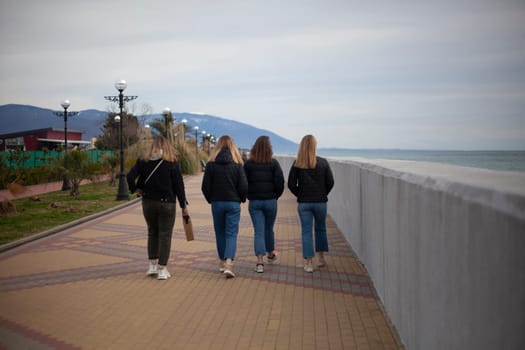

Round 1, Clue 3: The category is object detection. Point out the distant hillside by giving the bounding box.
[0,104,298,153]
[0,104,106,143]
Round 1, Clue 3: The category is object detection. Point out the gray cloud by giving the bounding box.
[1,0,524,149]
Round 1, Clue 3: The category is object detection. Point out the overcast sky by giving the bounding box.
[1,0,524,150]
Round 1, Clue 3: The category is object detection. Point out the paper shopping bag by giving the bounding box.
[183,215,194,241]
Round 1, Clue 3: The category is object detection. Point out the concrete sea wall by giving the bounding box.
[276,155,525,350]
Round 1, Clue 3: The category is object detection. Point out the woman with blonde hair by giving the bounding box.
[202,135,248,278]
[244,136,284,273]
[127,136,189,280]
[288,134,334,273]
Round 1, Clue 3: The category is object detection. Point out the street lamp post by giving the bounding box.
[162,107,177,144]
[54,100,78,191]
[162,107,171,139]
[144,124,150,139]
[104,80,138,201]
[201,130,206,152]
[194,126,199,154]
[181,119,187,143]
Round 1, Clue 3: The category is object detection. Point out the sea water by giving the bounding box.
[315,149,525,173]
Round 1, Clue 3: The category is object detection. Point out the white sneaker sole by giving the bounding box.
[157,272,171,280]
[224,269,235,278]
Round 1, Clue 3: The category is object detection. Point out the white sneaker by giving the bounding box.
[304,265,314,273]
[255,264,264,273]
[157,266,171,280]
[147,262,158,276]
[224,265,235,278]
[219,260,226,272]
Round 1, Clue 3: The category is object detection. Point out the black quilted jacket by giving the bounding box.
[201,150,248,203]
[288,157,334,202]
[127,159,187,208]
[244,158,285,200]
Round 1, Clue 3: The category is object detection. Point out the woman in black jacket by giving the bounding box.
[127,136,189,280]
[201,135,248,278]
[244,136,284,273]
[288,135,334,273]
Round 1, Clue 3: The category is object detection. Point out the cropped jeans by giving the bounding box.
[142,198,176,266]
[248,199,277,257]
[211,201,241,260]
[298,202,329,259]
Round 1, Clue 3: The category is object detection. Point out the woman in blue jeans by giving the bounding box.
[202,135,248,278]
[244,136,284,273]
[288,135,334,273]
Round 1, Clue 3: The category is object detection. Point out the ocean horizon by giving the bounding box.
[309,149,525,173]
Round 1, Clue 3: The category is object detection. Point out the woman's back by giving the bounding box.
[244,159,284,200]
[202,149,248,203]
[289,156,334,202]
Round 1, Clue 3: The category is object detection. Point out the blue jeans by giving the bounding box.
[298,202,329,258]
[248,199,277,256]
[142,198,176,266]
[211,201,241,260]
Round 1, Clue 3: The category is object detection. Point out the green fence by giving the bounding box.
[1,150,115,169]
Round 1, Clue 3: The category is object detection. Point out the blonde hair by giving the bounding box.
[209,135,244,164]
[295,134,317,169]
[143,136,177,162]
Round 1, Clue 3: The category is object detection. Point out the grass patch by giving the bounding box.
[0,182,135,245]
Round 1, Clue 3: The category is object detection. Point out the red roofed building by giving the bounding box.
[0,128,92,151]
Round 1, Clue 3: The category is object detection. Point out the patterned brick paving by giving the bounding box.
[0,174,403,349]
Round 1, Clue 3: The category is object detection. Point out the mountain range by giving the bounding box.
[0,104,298,154]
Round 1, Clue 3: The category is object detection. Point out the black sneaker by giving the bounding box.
[267,251,278,264]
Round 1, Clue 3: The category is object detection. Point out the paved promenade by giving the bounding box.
[0,174,403,350]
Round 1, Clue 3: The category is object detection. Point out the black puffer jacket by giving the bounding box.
[244,159,284,200]
[127,159,187,208]
[201,150,248,203]
[288,157,334,202]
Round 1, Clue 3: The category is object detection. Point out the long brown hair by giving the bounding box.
[209,135,244,164]
[294,134,317,169]
[249,136,273,164]
[143,136,177,162]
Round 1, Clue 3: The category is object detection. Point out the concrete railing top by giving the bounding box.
[326,156,525,196]
[327,156,525,222]
[277,154,525,222]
